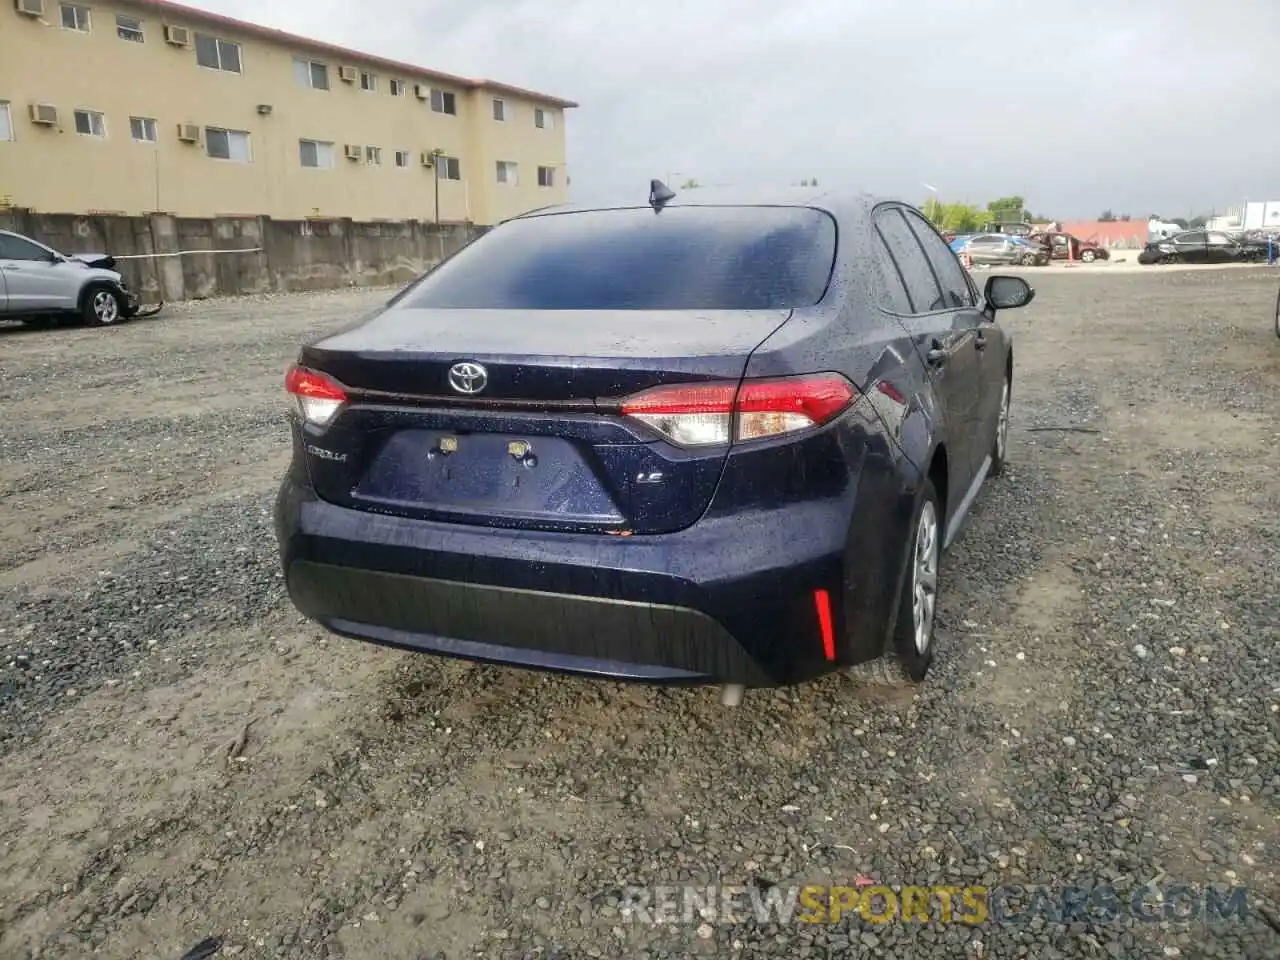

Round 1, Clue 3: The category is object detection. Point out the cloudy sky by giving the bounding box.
[185,0,1279,219]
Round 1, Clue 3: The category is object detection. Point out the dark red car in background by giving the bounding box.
[1030,231,1110,262]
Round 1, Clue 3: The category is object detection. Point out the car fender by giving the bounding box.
[838,369,945,665]
[76,271,128,309]
[840,434,923,665]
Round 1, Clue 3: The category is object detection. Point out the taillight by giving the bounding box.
[285,365,348,426]
[620,373,856,447]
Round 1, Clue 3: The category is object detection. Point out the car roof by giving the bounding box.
[509,186,889,224]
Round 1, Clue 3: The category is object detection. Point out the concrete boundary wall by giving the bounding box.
[0,209,484,301]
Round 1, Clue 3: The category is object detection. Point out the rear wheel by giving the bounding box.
[989,373,1011,477]
[848,479,941,687]
[1080,249,1096,263]
[1020,252,1038,266]
[81,285,123,327]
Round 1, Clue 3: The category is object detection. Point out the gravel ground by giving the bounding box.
[0,270,1277,960]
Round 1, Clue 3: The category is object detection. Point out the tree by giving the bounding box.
[1098,210,1116,222]
[680,178,700,190]
[986,196,1025,223]
[1119,214,1131,222]
[921,198,984,232]
[1187,215,1208,229]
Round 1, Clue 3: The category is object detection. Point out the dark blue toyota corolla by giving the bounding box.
[274,183,1034,700]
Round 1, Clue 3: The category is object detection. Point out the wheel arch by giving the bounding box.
[77,278,121,311]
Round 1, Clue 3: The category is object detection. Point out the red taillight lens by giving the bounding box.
[620,373,856,447]
[285,365,348,426]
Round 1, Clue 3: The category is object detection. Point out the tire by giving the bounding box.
[1020,253,1038,266]
[848,479,941,687]
[81,284,123,327]
[1080,249,1096,263]
[989,370,1011,478]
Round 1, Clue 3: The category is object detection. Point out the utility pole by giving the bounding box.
[427,148,445,225]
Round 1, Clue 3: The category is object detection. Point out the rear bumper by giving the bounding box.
[275,479,853,686]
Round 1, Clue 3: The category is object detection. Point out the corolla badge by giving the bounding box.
[447,361,488,395]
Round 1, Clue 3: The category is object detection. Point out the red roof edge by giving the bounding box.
[122,0,579,108]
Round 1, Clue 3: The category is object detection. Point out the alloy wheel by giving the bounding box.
[912,500,939,655]
[996,380,1010,461]
[93,290,119,324]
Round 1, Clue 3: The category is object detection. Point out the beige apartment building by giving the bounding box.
[0,0,576,225]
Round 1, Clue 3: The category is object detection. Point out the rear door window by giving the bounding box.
[874,208,944,313]
[403,206,838,311]
[904,210,972,308]
[871,235,912,314]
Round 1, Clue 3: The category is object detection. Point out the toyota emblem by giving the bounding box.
[447,361,488,395]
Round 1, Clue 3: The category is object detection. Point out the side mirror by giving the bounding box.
[984,275,1035,311]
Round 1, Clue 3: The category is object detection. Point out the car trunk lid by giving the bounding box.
[296,307,791,535]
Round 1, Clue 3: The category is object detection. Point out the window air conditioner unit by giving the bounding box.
[413,84,429,100]
[344,144,362,161]
[28,103,58,125]
[15,0,45,17]
[164,25,191,46]
[338,66,358,83]
[420,152,437,167]
[176,123,200,142]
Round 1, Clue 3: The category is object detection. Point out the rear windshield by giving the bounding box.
[401,206,837,311]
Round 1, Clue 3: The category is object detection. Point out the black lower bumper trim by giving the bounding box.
[287,560,773,685]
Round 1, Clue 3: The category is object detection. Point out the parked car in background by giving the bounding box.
[0,229,140,327]
[1030,231,1110,262]
[959,233,1049,266]
[1137,229,1270,265]
[274,184,1037,698]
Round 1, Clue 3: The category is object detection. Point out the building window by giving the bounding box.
[394,150,410,168]
[195,33,242,73]
[537,166,555,188]
[496,160,518,185]
[365,146,382,166]
[360,72,377,92]
[430,89,456,115]
[116,14,144,42]
[436,156,461,180]
[206,126,251,162]
[492,98,507,121]
[299,139,334,169]
[534,108,553,130]
[390,79,405,97]
[60,2,91,31]
[129,117,157,142]
[293,58,329,90]
[0,102,12,142]
[73,109,106,137]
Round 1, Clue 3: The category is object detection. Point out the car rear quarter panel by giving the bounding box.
[732,209,929,663]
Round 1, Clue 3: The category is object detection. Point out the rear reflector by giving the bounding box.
[620,373,856,446]
[814,588,835,661]
[285,365,348,426]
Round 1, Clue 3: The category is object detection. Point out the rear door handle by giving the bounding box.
[926,338,947,367]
